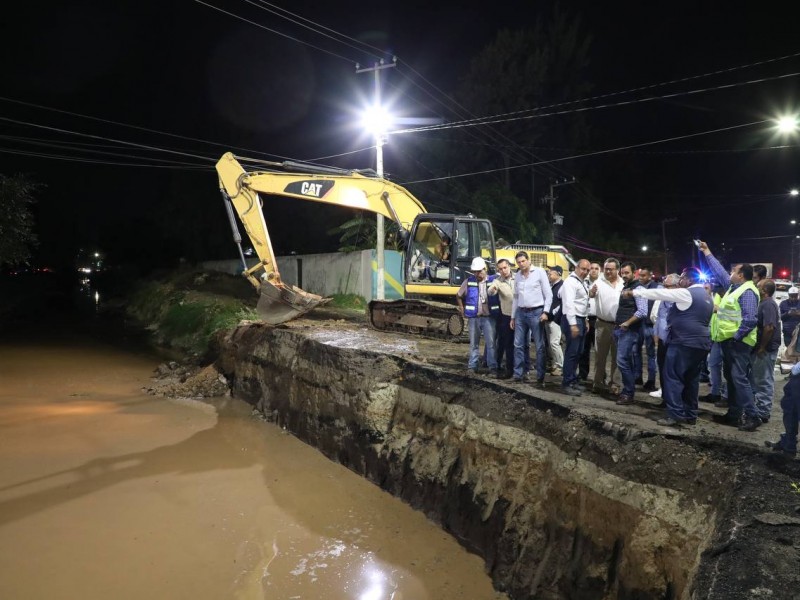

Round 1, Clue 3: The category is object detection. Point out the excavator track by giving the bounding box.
[367,299,466,340]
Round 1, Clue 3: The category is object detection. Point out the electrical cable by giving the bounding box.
[401,120,769,184]
[191,0,357,64]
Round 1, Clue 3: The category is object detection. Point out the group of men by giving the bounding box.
[455,244,800,456]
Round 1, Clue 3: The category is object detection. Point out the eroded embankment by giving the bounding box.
[215,323,799,600]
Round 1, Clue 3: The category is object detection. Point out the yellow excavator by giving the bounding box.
[216,152,574,337]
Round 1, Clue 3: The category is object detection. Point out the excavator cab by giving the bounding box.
[404,214,495,295]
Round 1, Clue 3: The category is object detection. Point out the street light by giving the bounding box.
[641,245,648,252]
[777,115,799,133]
[791,189,799,197]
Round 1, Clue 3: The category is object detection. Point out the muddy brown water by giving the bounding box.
[0,334,501,599]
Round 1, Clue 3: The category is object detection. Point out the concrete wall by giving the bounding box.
[201,250,404,301]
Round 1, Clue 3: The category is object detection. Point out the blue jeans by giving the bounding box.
[514,308,546,380]
[663,344,707,421]
[468,315,497,371]
[708,342,727,398]
[634,323,657,383]
[720,339,758,419]
[749,349,778,419]
[614,327,640,397]
[778,375,800,452]
[561,319,585,387]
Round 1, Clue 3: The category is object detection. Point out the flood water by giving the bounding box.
[0,297,500,599]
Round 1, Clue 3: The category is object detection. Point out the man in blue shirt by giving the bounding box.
[779,287,800,347]
[510,251,552,387]
[699,241,761,431]
[750,279,781,423]
[765,361,800,457]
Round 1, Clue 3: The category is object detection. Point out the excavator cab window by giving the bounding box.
[452,219,495,284]
[406,219,454,284]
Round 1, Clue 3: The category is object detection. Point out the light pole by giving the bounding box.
[357,59,396,301]
[661,217,677,276]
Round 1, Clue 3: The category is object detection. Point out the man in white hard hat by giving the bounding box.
[780,286,800,347]
[456,256,500,376]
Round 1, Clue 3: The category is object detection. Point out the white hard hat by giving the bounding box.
[470,256,487,271]
[789,287,799,295]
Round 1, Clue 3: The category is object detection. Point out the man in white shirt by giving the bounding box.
[560,259,591,395]
[579,262,601,381]
[588,258,624,394]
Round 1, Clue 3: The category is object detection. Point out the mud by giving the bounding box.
[213,315,800,600]
[0,330,502,600]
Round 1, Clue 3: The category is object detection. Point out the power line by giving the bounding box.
[249,0,388,61]
[395,50,800,132]
[402,120,769,184]
[393,72,800,134]
[0,147,211,170]
[0,116,217,162]
[191,0,357,64]
[0,95,290,160]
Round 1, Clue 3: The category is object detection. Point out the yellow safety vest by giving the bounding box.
[711,282,758,345]
[709,292,721,335]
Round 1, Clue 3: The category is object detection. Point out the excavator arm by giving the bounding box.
[216,152,428,324]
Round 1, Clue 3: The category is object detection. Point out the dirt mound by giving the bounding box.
[145,362,231,399]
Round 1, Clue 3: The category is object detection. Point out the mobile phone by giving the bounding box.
[693,239,702,248]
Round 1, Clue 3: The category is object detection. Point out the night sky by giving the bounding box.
[2,0,799,275]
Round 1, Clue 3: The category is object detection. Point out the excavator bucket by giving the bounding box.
[256,280,330,325]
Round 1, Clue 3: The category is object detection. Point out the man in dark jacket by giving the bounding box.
[546,266,564,376]
[614,262,649,405]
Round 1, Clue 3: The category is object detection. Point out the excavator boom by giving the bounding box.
[216,152,433,327]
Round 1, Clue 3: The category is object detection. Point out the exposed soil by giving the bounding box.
[134,277,800,600]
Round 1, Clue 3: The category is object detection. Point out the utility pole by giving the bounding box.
[543,177,576,244]
[356,58,396,300]
[661,217,677,276]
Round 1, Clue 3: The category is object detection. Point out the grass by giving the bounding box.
[328,293,367,310]
[127,276,259,357]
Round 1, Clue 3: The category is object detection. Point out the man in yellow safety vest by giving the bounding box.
[699,241,761,431]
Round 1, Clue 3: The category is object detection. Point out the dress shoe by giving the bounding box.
[700,393,721,404]
[615,395,634,406]
[712,413,739,427]
[764,441,798,456]
[713,398,729,408]
[642,381,656,392]
[738,415,761,432]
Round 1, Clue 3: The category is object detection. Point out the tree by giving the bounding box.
[327,214,403,252]
[0,174,40,266]
[402,5,595,245]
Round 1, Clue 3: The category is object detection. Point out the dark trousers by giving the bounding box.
[579,316,596,380]
[657,339,667,391]
[663,344,707,421]
[495,313,514,375]
[562,319,586,388]
[779,375,800,452]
